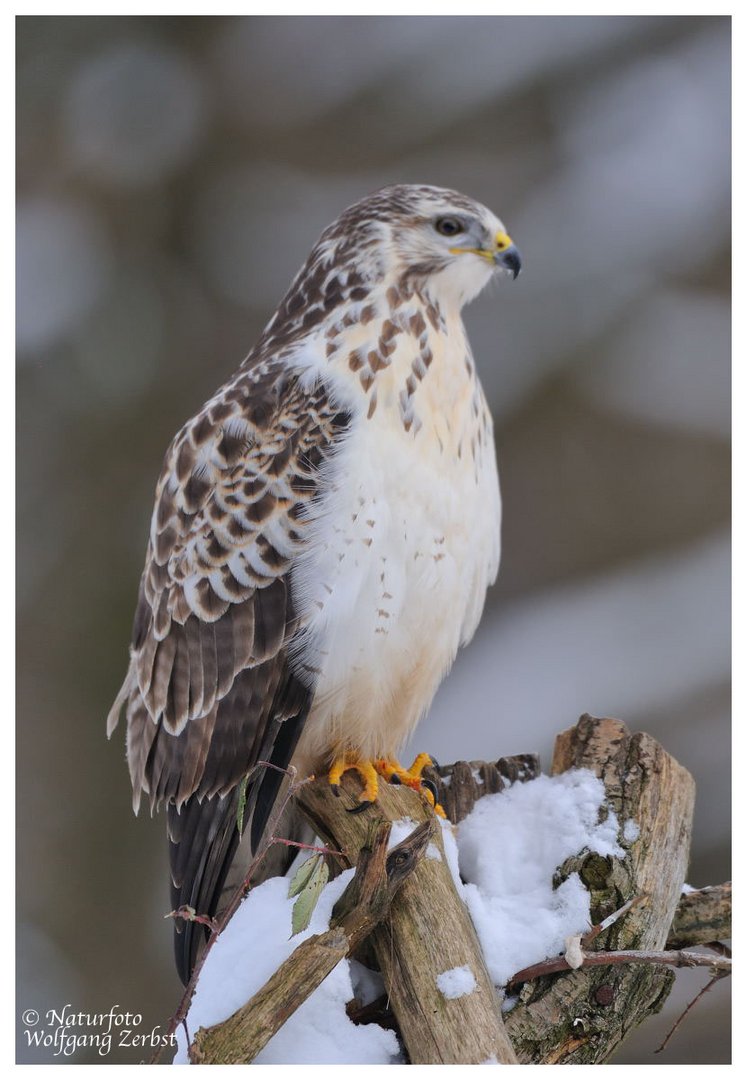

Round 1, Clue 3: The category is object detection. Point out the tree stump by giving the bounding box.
[504,715,697,1063]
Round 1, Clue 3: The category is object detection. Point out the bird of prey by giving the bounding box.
[108,184,520,984]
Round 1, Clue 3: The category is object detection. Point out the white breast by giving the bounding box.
[289,315,501,767]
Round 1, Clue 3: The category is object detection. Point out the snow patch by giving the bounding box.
[439,817,466,897]
[425,842,442,862]
[388,816,418,849]
[457,769,622,986]
[623,818,640,843]
[436,965,477,1000]
[349,959,385,1008]
[172,869,399,1064]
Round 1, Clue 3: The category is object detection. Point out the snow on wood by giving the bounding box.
[437,965,478,1000]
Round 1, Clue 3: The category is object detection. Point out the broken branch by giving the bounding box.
[189,818,430,1063]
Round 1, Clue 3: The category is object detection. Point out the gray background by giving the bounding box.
[17,15,730,1064]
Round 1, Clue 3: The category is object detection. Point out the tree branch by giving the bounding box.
[189,817,431,1063]
[297,769,520,1064]
[507,946,731,988]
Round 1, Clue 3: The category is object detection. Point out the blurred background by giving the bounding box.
[16,15,730,1065]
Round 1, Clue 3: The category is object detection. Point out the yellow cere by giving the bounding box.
[449,231,514,260]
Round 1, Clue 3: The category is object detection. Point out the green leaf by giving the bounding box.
[290,857,329,936]
[287,854,321,898]
[236,777,249,836]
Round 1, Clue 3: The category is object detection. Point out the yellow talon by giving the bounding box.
[414,775,447,817]
[328,756,379,803]
[372,757,405,783]
[328,756,349,788]
[375,754,446,817]
[328,752,445,816]
[374,753,433,790]
[407,752,433,779]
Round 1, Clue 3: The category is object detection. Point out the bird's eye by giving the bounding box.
[435,217,464,237]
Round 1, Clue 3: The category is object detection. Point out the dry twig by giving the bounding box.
[507,946,731,990]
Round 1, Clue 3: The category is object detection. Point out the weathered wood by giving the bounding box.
[504,714,697,1064]
[177,721,716,1066]
[667,882,731,949]
[190,818,431,1063]
[297,771,519,1064]
[190,929,349,1064]
[422,753,540,824]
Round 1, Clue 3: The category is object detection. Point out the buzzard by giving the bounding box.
[108,184,521,983]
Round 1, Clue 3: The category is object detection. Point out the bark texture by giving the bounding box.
[504,715,697,1063]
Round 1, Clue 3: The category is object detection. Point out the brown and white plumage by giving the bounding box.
[108,184,520,983]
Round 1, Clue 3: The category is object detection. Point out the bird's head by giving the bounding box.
[324,184,521,310]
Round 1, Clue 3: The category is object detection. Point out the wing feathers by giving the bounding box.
[118,358,350,798]
[214,605,236,700]
[147,634,178,725]
[199,621,219,719]
[165,630,191,732]
[231,597,255,670]
[184,616,205,719]
[125,695,159,813]
[167,790,242,985]
[253,577,287,661]
[111,359,351,982]
[136,617,159,699]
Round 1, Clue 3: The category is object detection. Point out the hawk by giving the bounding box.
[108,184,521,983]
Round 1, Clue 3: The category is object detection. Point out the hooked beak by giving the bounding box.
[450,229,522,279]
[491,231,522,279]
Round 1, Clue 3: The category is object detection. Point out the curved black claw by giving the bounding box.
[428,755,440,770]
[389,773,402,785]
[346,800,375,815]
[421,778,439,801]
[331,784,341,798]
